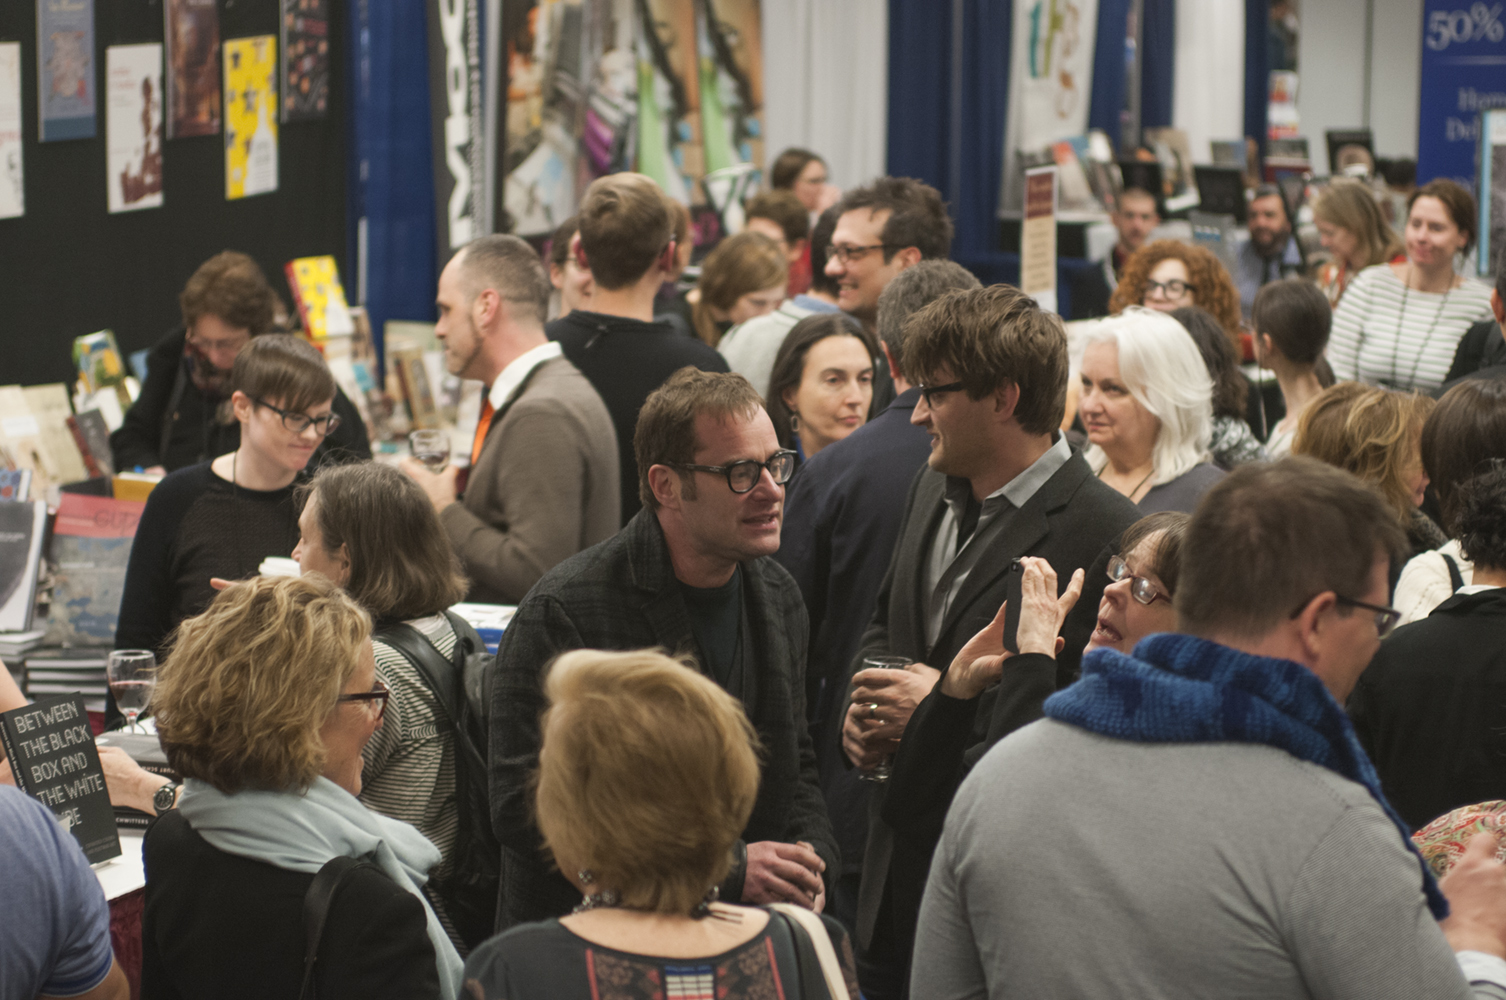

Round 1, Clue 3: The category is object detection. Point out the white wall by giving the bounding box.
[1173,0,1247,162]
[1296,0,1422,161]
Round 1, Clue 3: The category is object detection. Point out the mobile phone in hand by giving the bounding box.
[1003,559,1023,654]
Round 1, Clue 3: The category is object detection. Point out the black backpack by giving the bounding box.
[375,611,498,951]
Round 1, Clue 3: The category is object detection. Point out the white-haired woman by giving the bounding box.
[1078,307,1225,513]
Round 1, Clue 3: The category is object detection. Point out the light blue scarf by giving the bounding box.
[178,775,464,999]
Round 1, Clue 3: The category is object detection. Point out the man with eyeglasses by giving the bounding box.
[846,284,1140,999]
[110,251,370,475]
[912,456,1506,1000]
[490,368,838,931]
[401,234,620,604]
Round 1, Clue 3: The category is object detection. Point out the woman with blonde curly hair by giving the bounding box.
[1292,381,1442,558]
[1311,179,1405,307]
[689,231,789,346]
[1109,240,1243,339]
[463,649,858,999]
[141,575,462,1000]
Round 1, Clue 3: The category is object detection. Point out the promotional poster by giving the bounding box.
[165,0,221,138]
[37,0,97,141]
[106,43,164,214]
[223,35,279,199]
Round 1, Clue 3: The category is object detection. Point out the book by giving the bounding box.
[43,493,145,647]
[284,255,354,345]
[165,0,221,139]
[105,43,164,214]
[22,383,90,486]
[280,0,330,122]
[0,695,120,863]
[391,347,440,429]
[73,331,129,393]
[111,472,162,502]
[96,730,176,829]
[66,410,114,479]
[0,41,22,220]
[0,629,45,657]
[223,35,278,200]
[37,0,97,142]
[0,469,31,502]
[0,500,47,632]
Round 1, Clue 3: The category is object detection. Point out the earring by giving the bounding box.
[578,869,595,885]
[692,884,720,919]
[789,413,801,433]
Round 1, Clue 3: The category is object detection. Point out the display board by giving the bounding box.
[0,1,346,389]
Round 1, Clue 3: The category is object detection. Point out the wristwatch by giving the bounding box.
[152,780,181,815]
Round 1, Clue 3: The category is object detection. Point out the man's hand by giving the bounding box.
[400,457,460,514]
[742,840,826,909]
[842,663,941,770]
[940,558,1082,700]
[1442,832,1506,958]
[97,745,174,815]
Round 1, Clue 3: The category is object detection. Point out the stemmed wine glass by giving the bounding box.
[409,430,451,472]
[107,649,157,734]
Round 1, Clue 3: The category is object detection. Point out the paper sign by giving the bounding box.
[1021,166,1058,313]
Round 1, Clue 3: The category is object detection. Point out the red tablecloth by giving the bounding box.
[109,887,144,999]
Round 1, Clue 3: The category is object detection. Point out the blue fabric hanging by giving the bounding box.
[346,0,440,363]
[1140,0,1175,131]
[1088,0,1130,141]
[1244,0,1270,161]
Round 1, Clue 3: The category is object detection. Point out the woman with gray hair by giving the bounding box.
[1077,307,1224,512]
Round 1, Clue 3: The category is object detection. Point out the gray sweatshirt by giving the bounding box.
[912,718,1506,1000]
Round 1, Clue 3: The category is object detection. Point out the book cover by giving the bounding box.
[73,331,127,392]
[0,500,47,637]
[392,348,439,429]
[37,0,97,142]
[22,384,90,486]
[65,410,114,479]
[106,44,164,214]
[223,35,278,200]
[0,41,23,220]
[284,255,353,344]
[43,493,144,647]
[0,469,32,502]
[0,386,56,498]
[165,0,220,139]
[281,0,330,123]
[0,695,121,863]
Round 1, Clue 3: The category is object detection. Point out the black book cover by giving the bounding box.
[0,695,121,863]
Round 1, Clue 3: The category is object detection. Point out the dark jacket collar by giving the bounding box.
[1432,587,1506,617]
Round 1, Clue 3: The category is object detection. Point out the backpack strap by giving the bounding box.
[375,621,488,779]
[1443,552,1466,593]
[768,904,847,1000]
[299,856,369,1000]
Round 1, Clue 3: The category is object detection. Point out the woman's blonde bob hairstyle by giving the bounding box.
[1311,179,1404,270]
[154,575,372,793]
[691,231,788,346]
[1292,381,1435,521]
[1079,307,1213,486]
[534,649,761,915]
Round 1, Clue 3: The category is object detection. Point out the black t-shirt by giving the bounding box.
[547,310,728,525]
[681,566,744,699]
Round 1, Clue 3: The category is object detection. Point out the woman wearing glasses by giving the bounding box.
[116,335,344,662]
[142,575,462,999]
[1108,240,1243,341]
[1084,512,1188,654]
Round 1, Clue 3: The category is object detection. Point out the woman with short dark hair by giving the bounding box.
[1251,279,1333,457]
[1170,306,1265,468]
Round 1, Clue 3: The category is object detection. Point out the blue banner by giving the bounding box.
[1417,0,1506,186]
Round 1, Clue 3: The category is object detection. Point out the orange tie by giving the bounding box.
[470,397,495,467]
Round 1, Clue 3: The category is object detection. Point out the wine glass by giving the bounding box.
[409,430,451,472]
[107,649,157,735]
[855,655,910,783]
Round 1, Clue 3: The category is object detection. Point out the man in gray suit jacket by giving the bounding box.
[489,368,838,929]
[845,285,1141,998]
[402,234,620,603]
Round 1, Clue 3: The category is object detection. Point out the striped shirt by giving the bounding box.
[1327,264,1494,392]
[360,613,459,875]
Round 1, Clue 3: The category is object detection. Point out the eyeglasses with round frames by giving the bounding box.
[1144,278,1196,298]
[673,450,798,494]
[337,678,390,721]
[1106,554,1169,606]
[251,397,343,437]
[827,243,901,264]
[915,381,966,406]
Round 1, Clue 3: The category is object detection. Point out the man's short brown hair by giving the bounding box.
[179,250,278,335]
[902,284,1068,436]
[745,190,810,243]
[457,234,552,327]
[578,173,675,290]
[634,367,764,510]
[1175,457,1407,642]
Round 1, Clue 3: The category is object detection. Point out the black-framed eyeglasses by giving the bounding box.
[1107,554,1169,606]
[1289,593,1402,638]
[673,450,798,494]
[827,243,900,264]
[916,381,966,406]
[1144,278,1196,298]
[252,397,342,437]
[337,679,390,721]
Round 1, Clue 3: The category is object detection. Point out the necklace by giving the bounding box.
[1099,461,1155,502]
[1387,264,1453,389]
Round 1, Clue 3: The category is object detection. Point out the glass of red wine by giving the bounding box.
[409,430,451,473]
[107,649,157,734]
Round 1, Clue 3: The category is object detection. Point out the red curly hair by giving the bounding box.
[1109,240,1242,337]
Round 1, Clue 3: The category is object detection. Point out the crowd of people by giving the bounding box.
[8,145,1506,1000]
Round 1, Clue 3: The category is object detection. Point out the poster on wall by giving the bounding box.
[429,0,488,256]
[37,0,97,142]
[696,0,763,235]
[637,0,702,208]
[223,36,279,200]
[281,0,331,122]
[0,42,23,220]
[1416,0,1506,187]
[1481,109,1506,280]
[106,44,164,214]
[997,0,1099,213]
[165,0,220,139]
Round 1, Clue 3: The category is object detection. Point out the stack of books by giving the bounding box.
[23,648,109,712]
[95,729,176,830]
[0,629,46,659]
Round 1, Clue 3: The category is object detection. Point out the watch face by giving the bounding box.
[154,782,178,812]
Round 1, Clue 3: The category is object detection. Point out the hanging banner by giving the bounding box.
[223,35,278,200]
[164,0,221,139]
[37,0,97,142]
[281,0,331,122]
[429,0,488,256]
[637,0,702,207]
[998,0,1099,213]
[105,44,164,214]
[1417,0,1506,186]
[0,42,22,220]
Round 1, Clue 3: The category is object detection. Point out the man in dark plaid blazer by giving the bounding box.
[489,367,839,929]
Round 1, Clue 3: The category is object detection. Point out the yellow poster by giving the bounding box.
[223,35,277,200]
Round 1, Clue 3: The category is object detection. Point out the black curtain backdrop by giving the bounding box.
[0,0,345,388]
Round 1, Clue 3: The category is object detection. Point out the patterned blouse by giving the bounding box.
[462,914,859,1000]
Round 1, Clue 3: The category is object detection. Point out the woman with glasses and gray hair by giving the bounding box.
[141,575,463,1000]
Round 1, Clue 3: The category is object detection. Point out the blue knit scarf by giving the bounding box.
[1043,631,1448,920]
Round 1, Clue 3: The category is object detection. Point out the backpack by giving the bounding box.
[375,611,498,951]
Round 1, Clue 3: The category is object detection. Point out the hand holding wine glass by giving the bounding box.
[107,649,157,734]
[409,430,451,473]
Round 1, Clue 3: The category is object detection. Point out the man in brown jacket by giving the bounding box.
[402,234,620,603]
